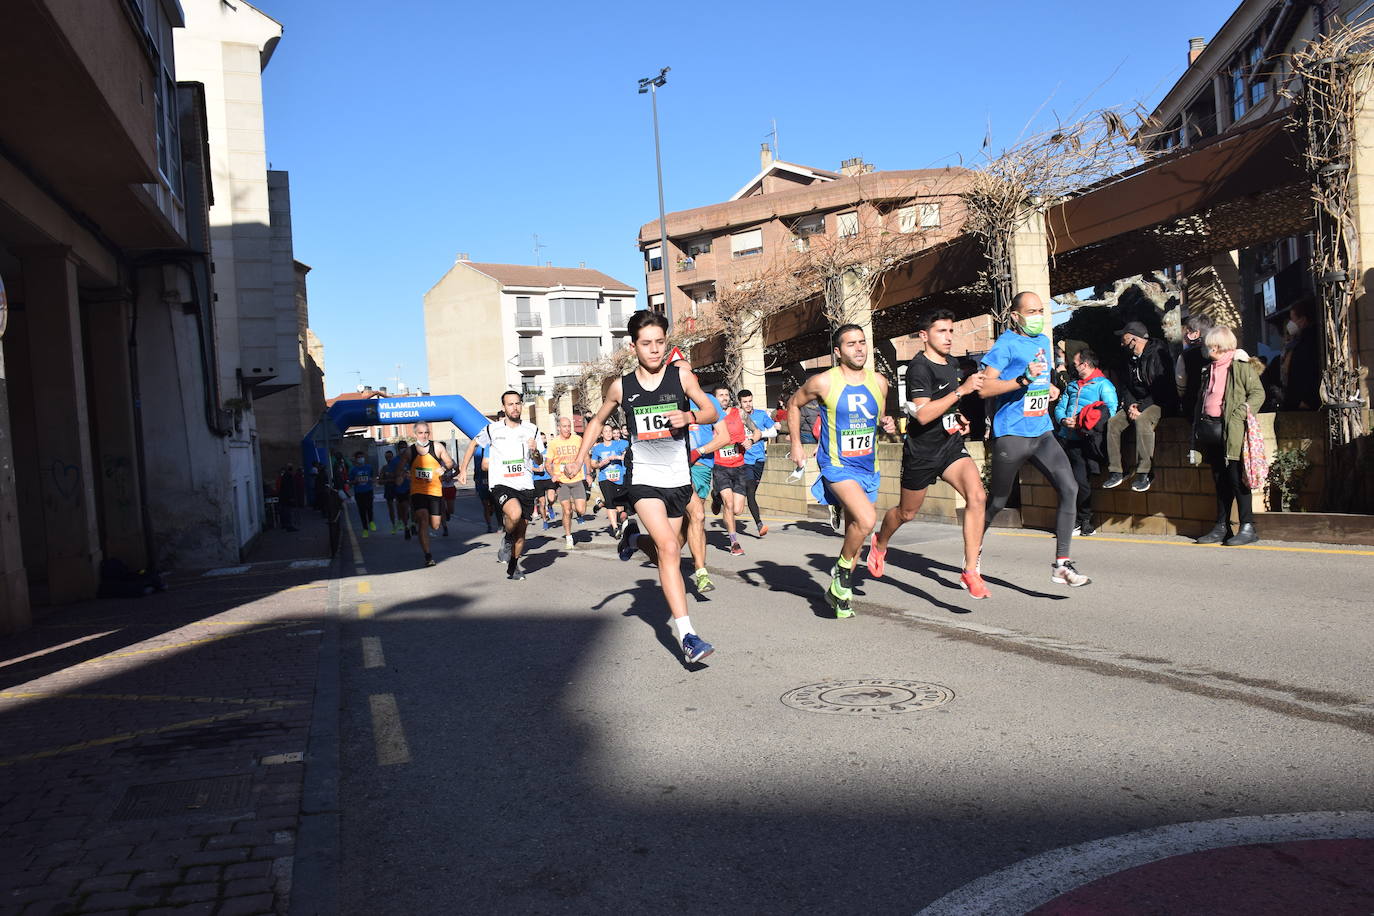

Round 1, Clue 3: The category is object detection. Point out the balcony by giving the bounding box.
[609,309,632,335]
[515,353,545,374]
[515,312,542,333]
[675,257,697,273]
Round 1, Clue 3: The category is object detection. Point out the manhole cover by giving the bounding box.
[781,679,954,715]
[111,774,252,820]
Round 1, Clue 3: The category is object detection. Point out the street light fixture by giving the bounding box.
[638,66,673,325]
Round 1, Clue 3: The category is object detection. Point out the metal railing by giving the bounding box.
[514,312,542,327]
[515,353,544,367]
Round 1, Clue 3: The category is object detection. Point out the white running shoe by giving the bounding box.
[1051,560,1091,587]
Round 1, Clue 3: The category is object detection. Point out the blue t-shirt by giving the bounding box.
[349,463,375,493]
[689,393,724,466]
[472,445,489,486]
[589,440,629,483]
[744,408,775,464]
[383,458,399,488]
[981,329,1054,438]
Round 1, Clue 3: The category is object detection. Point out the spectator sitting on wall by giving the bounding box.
[1280,302,1321,410]
[1054,349,1118,537]
[1174,313,1214,419]
[1102,320,1181,493]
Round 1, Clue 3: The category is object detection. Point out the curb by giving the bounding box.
[288,525,349,914]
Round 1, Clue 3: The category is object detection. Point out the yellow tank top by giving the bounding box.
[409,443,443,496]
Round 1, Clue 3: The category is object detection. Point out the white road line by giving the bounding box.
[915,810,1374,916]
[368,693,411,766]
[203,565,251,577]
[361,637,385,669]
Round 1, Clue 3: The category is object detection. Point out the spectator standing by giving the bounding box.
[1054,349,1118,536]
[1174,314,1214,419]
[1280,303,1321,410]
[1191,326,1265,547]
[1103,320,1180,493]
[277,464,299,532]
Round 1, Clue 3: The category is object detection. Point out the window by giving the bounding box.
[139,0,182,198]
[731,228,763,258]
[516,295,530,310]
[551,337,601,365]
[793,214,825,236]
[649,293,664,313]
[646,246,662,272]
[898,206,918,233]
[686,238,712,257]
[690,284,716,306]
[837,211,859,238]
[919,203,941,229]
[549,298,597,327]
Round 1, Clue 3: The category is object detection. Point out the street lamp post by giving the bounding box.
[638,67,672,326]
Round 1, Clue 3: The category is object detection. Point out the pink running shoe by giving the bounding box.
[959,570,991,599]
[866,533,887,578]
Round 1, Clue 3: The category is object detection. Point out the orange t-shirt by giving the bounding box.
[547,434,584,484]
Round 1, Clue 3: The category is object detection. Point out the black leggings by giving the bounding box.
[1062,439,1095,527]
[354,491,374,527]
[745,463,764,526]
[1204,446,1253,527]
[984,432,1079,559]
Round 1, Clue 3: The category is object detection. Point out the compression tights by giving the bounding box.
[983,431,1079,559]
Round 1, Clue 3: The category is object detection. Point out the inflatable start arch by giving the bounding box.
[301,394,489,470]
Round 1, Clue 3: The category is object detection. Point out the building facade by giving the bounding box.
[424,261,638,429]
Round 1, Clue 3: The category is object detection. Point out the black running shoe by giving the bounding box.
[424,553,436,568]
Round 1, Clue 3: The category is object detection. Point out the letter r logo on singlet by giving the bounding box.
[846,393,875,419]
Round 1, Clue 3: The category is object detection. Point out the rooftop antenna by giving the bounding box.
[532,233,547,266]
[390,363,403,395]
[350,369,362,392]
[770,118,779,159]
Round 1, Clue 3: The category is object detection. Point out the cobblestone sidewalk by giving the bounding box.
[0,519,340,916]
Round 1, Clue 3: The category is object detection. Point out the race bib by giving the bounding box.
[502,459,525,479]
[634,402,676,440]
[941,413,961,434]
[606,464,622,482]
[717,442,741,459]
[1023,385,1050,418]
[415,469,433,481]
[840,426,875,458]
[355,474,372,486]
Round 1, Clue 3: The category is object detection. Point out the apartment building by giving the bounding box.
[424,260,638,433]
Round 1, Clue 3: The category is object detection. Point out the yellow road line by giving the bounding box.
[369,693,411,766]
[0,707,259,767]
[992,530,1374,556]
[361,637,385,669]
[357,581,371,594]
[357,602,375,619]
[0,690,302,707]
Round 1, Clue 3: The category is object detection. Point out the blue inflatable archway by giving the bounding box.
[301,394,489,471]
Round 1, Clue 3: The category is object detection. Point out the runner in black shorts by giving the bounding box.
[460,391,542,580]
[865,308,992,597]
[567,311,720,664]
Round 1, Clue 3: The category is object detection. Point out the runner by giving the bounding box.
[787,324,896,618]
[459,391,542,580]
[865,309,991,597]
[395,458,413,539]
[684,393,726,593]
[531,431,557,528]
[348,450,378,538]
[471,440,495,533]
[440,465,457,537]
[381,449,400,533]
[588,425,628,537]
[545,416,588,550]
[567,311,720,663]
[738,389,777,537]
[395,422,456,568]
[978,291,1091,587]
[709,386,752,555]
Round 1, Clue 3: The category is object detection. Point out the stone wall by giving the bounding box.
[753,412,1329,540]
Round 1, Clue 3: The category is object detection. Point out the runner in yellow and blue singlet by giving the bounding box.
[811,366,885,507]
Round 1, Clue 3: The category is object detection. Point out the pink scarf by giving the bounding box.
[1203,351,1234,417]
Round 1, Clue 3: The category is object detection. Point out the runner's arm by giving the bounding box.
[457,438,478,486]
[569,380,621,471]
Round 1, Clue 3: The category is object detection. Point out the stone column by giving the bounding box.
[1009,209,1052,324]
[839,269,875,363]
[737,311,767,393]
[0,342,31,634]
[85,297,147,571]
[21,248,101,603]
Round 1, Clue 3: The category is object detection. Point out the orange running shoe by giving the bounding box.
[959,570,991,599]
[866,533,887,578]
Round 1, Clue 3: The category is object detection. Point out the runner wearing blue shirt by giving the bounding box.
[348,451,377,537]
[737,389,777,537]
[979,291,1091,587]
[471,442,495,533]
[589,426,629,536]
[682,390,725,593]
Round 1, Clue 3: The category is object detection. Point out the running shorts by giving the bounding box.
[409,493,443,516]
[814,466,880,506]
[748,461,766,484]
[689,464,712,500]
[598,481,625,507]
[384,483,398,500]
[620,483,693,520]
[712,463,749,495]
[900,439,971,493]
[555,481,587,503]
[491,485,536,520]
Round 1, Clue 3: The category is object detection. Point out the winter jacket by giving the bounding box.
[1192,353,1265,462]
[1054,374,1120,442]
[1121,338,1181,416]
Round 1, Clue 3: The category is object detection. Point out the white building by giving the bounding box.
[424,260,638,429]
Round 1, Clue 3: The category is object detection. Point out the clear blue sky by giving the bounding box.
[255,0,1237,396]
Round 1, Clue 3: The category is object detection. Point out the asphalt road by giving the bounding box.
[330,492,1374,915]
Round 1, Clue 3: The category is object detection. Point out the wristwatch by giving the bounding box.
[1016,375,1031,388]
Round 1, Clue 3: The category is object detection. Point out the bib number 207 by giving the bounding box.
[1023,388,1049,417]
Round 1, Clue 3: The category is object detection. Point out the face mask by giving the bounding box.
[1286,320,1299,336]
[1019,314,1045,336]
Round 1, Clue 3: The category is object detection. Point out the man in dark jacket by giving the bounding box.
[1103,321,1181,493]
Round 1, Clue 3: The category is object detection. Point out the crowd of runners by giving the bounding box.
[335,298,1098,665]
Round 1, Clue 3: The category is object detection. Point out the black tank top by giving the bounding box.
[621,366,690,487]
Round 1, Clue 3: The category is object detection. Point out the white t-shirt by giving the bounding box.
[475,420,539,491]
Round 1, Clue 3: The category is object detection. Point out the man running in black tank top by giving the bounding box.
[567,311,720,664]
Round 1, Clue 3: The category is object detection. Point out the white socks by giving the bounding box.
[672,616,695,644]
